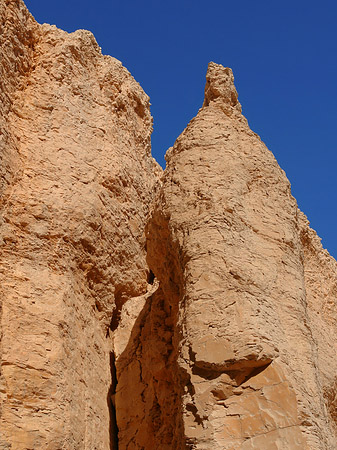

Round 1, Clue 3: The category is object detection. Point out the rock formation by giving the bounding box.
[0,1,336,449]
[145,64,337,449]
[0,1,160,448]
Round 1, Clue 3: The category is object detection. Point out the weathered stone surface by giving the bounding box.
[0,1,160,448]
[146,63,337,449]
[1,2,337,449]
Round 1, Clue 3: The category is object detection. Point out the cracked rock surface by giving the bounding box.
[0,1,160,448]
[1,2,337,449]
[146,63,337,449]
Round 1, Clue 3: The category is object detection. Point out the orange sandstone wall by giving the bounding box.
[0,1,160,448]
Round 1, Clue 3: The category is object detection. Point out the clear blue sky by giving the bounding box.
[24,0,337,258]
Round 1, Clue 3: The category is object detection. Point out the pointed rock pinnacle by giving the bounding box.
[203,62,242,114]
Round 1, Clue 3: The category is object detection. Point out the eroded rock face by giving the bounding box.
[1,2,337,450]
[0,1,160,448]
[146,63,337,449]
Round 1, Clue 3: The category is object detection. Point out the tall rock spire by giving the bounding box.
[144,63,337,449]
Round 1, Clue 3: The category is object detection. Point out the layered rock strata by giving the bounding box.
[1,1,337,449]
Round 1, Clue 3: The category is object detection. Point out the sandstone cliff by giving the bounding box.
[0,1,336,449]
[0,1,160,448]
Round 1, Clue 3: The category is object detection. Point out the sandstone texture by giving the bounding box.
[145,63,337,449]
[0,1,160,448]
[1,1,337,449]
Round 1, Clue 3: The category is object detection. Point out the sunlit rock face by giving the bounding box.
[1,2,337,449]
[0,1,160,448]
[146,62,337,449]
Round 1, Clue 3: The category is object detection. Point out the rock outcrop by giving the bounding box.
[0,1,160,448]
[145,63,337,449]
[0,2,336,449]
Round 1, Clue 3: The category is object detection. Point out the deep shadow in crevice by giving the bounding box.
[185,403,204,426]
[191,364,223,381]
[147,269,155,285]
[107,352,119,450]
[239,361,272,385]
[191,359,272,385]
[107,306,122,335]
[106,287,127,336]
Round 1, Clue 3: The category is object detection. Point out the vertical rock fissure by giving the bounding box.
[107,352,119,450]
[111,281,187,448]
